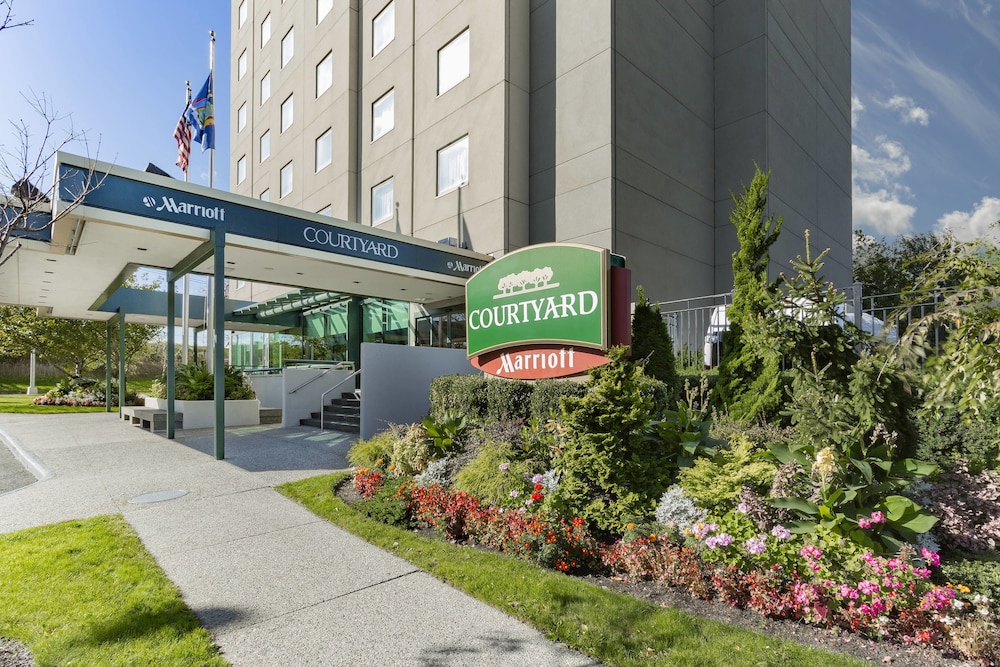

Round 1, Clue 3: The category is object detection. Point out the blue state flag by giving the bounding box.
[187,73,215,151]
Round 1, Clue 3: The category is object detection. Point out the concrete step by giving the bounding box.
[299,417,359,433]
[259,407,282,425]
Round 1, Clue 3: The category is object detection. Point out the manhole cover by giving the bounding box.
[128,489,189,503]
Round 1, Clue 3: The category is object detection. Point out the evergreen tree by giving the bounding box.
[712,165,784,422]
[630,285,678,404]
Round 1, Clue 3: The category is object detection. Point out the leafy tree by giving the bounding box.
[0,305,159,377]
[630,285,678,404]
[712,165,784,423]
[852,229,953,309]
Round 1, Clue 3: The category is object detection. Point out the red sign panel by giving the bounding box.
[471,344,610,379]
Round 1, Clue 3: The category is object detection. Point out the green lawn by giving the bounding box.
[278,472,866,667]
[0,394,109,414]
[0,515,228,666]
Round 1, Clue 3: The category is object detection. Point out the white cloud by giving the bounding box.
[883,95,930,126]
[935,196,1000,242]
[852,138,916,236]
[851,95,865,128]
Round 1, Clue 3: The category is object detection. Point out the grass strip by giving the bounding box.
[278,472,865,667]
[0,515,228,667]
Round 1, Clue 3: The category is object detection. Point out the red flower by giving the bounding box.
[534,483,544,491]
[531,492,543,502]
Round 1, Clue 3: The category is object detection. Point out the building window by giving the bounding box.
[237,102,247,131]
[280,161,293,197]
[372,2,394,56]
[261,13,272,47]
[260,189,270,202]
[372,178,394,224]
[237,155,247,184]
[260,130,271,161]
[316,51,333,97]
[315,129,333,171]
[261,71,271,103]
[238,49,247,80]
[317,0,332,23]
[437,135,468,195]
[280,94,294,132]
[281,27,294,67]
[438,29,470,95]
[238,0,247,28]
[372,89,394,141]
[318,204,332,216]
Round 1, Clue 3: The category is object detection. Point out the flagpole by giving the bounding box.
[181,80,192,364]
[205,30,217,372]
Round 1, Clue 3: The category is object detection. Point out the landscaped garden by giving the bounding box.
[281,171,1000,666]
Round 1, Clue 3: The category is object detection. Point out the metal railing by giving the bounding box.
[287,361,354,394]
[320,369,361,433]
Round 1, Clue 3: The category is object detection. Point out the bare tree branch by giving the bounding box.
[0,92,107,268]
[0,0,32,32]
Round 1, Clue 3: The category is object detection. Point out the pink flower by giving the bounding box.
[705,533,733,548]
[920,547,941,567]
[498,462,510,472]
[770,525,791,541]
[857,517,871,529]
[744,536,767,555]
[799,544,823,560]
[857,580,881,595]
[870,511,886,524]
[838,584,860,600]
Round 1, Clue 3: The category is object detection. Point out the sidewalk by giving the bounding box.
[0,413,596,666]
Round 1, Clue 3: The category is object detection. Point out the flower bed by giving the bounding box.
[351,468,998,665]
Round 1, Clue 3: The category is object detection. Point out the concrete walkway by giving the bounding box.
[0,413,597,666]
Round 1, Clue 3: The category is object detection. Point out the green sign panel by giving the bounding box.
[465,243,608,358]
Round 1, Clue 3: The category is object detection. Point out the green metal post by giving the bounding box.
[118,309,126,414]
[213,229,225,460]
[166,275,176,439]
[105,320,112,412]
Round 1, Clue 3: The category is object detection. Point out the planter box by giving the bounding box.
[144,397,261,429]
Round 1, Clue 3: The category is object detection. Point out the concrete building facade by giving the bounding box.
[230,0,851,315]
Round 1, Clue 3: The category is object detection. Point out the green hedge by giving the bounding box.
[430,375,586,424]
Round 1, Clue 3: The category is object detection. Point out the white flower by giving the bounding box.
[952,599,966,610]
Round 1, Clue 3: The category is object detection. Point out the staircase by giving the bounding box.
[300,392,360,434]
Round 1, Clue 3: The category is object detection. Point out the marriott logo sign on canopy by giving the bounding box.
[466,244,611,378]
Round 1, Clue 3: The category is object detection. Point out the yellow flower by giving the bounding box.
[626,523,635,531]
[814,447,836,479]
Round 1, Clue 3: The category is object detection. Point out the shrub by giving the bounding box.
[637,375,673,419]
[353,476,414,528]
[452,441,537,509]
[938,556,1000,603]
[149,364,255,400]
[913,409,1000,474]
[528,379,585,420]
[654,486,706,534]
[428,375,487,423]
[484,378,533,423]
[347,430,397,469]
[472,511,601,573]
[909,463,1000,553]
[552,347,666,534]
[391,423,435,475]
[676,436,777,512]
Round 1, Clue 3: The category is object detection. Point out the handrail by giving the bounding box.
[320,369,361,433]
[287,361,354,394]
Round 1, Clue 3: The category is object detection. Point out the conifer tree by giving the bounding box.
[631,285,678,404]
[712,165,784,422]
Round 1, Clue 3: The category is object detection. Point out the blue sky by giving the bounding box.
[2,1,998,245]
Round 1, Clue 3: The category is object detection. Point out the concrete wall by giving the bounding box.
[360,342,477,439]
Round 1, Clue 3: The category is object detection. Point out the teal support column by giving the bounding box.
[166,274,176,439]
[348,296,363,386]
[212,229,225,460]
[118,310,126,414]
[105,321,112,412]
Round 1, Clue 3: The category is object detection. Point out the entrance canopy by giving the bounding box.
[0,152,491,326]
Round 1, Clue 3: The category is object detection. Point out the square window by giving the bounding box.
[372,89,394,141]
[317,0,332,23]
[315,128,332,171]
[261,71,271,103]
[437,136,468,195]
[280,161,293,197]
[261,13,272,47]
[316,51,333,97]
[237,155,247,184]
[280,94,294,132]
[438,29,470,95]
[238,49,247,80]
[372,178,394,224]
[237,102,247,131]
[372,2,394,56]
[260,189,270,202]
[281,28,294,67]
[260,130,271,161]
[238,0,247,28]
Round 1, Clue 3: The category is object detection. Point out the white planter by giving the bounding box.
[144,397,261,429]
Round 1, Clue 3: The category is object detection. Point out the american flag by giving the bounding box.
[173,106,192,173]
